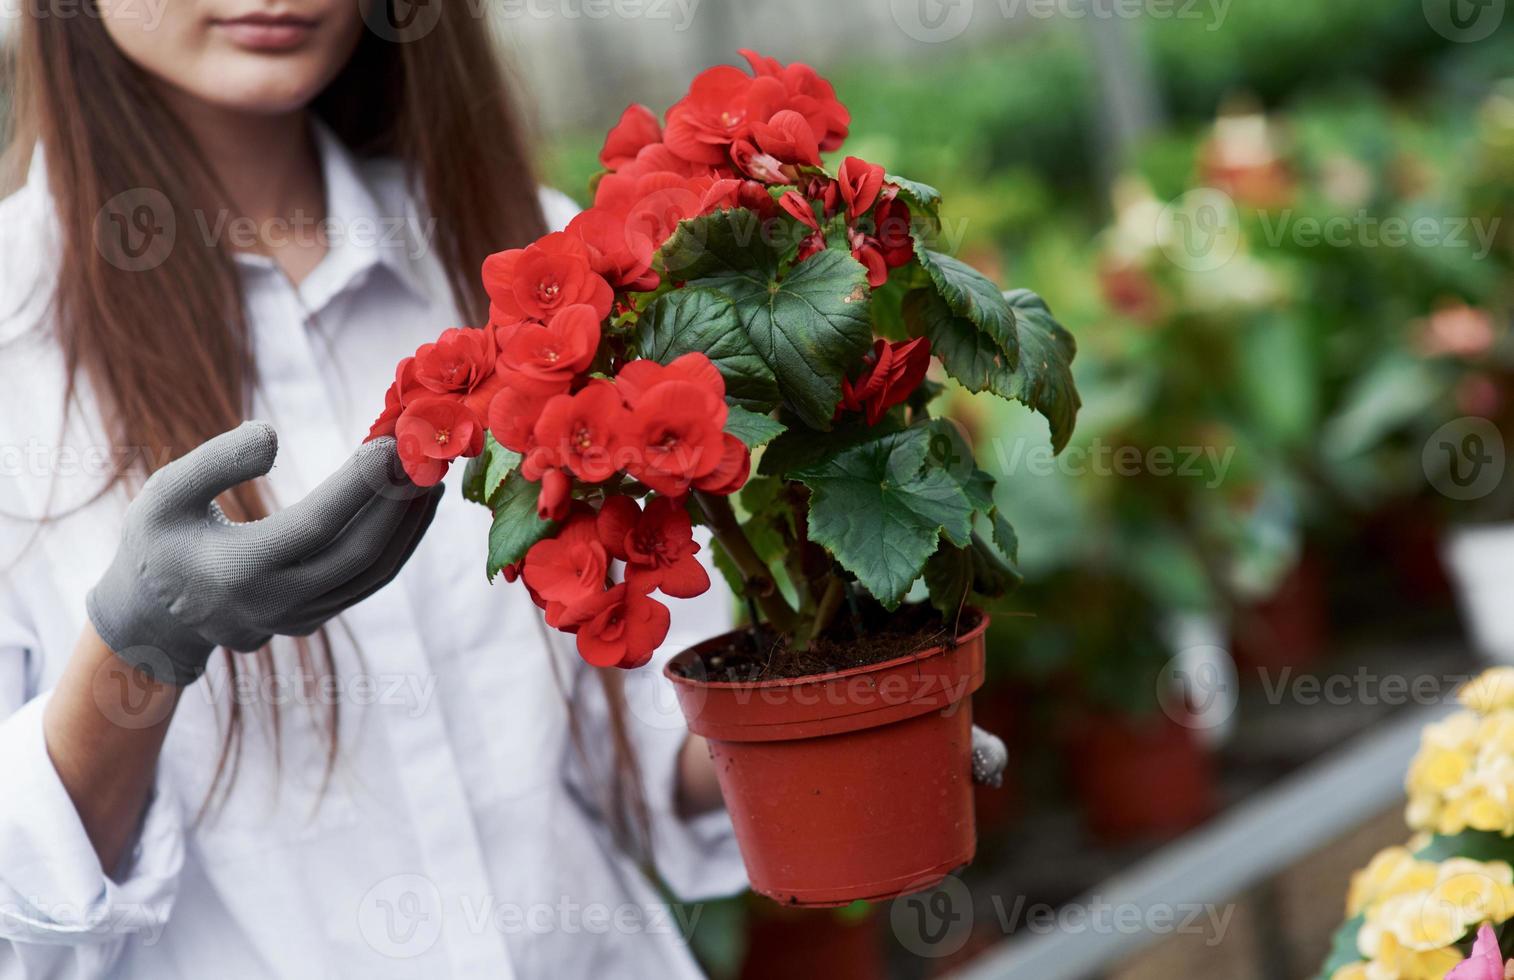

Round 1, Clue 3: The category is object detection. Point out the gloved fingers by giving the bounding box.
[149,421,279,516]
[280,478,429,596]
[296,485,443,624]
[256,438,418,563]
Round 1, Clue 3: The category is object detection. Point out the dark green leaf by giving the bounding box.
[461,434,521,507]
[990,508,1020,566]
[759,414,905,478]
[666,211,874,430]
[1001,289,1080,452]
[1414,830,1514,864]
[971,530,1023,597]
[636,286,781,410]
[724,405,787,449]
[923,544,973,617]
[905,287,1080,453]
[791,426,974,609]
[917,247,1018,364]
[486,471,557,582]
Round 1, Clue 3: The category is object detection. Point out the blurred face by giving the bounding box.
[98,0,369,116]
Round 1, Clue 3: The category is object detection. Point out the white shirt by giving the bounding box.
[0,125,745,980]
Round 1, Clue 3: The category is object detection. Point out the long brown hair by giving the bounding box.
[5,6,647,843]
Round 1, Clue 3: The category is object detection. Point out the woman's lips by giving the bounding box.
[211,14,319,52]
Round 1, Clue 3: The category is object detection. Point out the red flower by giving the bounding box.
[498,304,601,387]
[778,190,820,230]
[614,352,726,407]
[849,230,890,288]
[838,157,885,219]
[535,468,572,522]
[567,208,659,293]
[609,142,708,182]
[413,326,497,397]
[599,104,662,170]
[523,511,607,621]
[693,433,751,496]
[700,177,778,219]
[839,338,931,425]
[366,357,425,440]
[597,495,711,598]
[394,396,485,487]
[873,194,915,268]
[739,50,850,153]
[572,583,670,669]
[528,380,629,483]
[663,64,769,165]
[729,139,793,185]
[482,232,614,325]
[619,380,727,497]
[486,374,567,455]
[753,109,821,168]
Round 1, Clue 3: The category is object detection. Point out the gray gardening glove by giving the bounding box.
[971,725,1008,788]
[87,421,443,686]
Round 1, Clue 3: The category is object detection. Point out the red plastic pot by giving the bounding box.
[1064,709,1215,843]
[665,611,989,907]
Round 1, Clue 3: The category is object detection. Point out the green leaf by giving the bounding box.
[463,435,523,508]
[791,426,974,609]
[971,529,1022,597]
[924,418,995,517]
[923,544,973,617]
[724,405,787,449]
[990,508,1020,566]
[1000,289,1080,452]
[1315,914,1365,980]
[905,286,1080,453]
[1414,830,1514,864]
[486,471,557,582]
[759,414,905,478]
[917,247,1018,364]
[636,286,781,411]
[887,174,943,229]
[665,211,875,430]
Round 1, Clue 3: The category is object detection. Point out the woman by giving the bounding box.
[0,4,742,977]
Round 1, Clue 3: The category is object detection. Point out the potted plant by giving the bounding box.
[368,51,1080,906]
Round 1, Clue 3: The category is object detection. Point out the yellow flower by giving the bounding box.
[1461,668,1514,714]
[1416,747,1472,792]
[1347,848,1439,918]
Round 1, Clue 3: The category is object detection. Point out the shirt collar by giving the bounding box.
[235,119,434,312]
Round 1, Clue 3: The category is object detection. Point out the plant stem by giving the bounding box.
[808,577,846,646]
[693,491,799,636]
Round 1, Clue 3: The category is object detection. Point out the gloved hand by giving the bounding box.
[971,725,1008,788]
[87,421,443,686]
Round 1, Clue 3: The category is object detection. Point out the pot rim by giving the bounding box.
[664,606,989,692]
